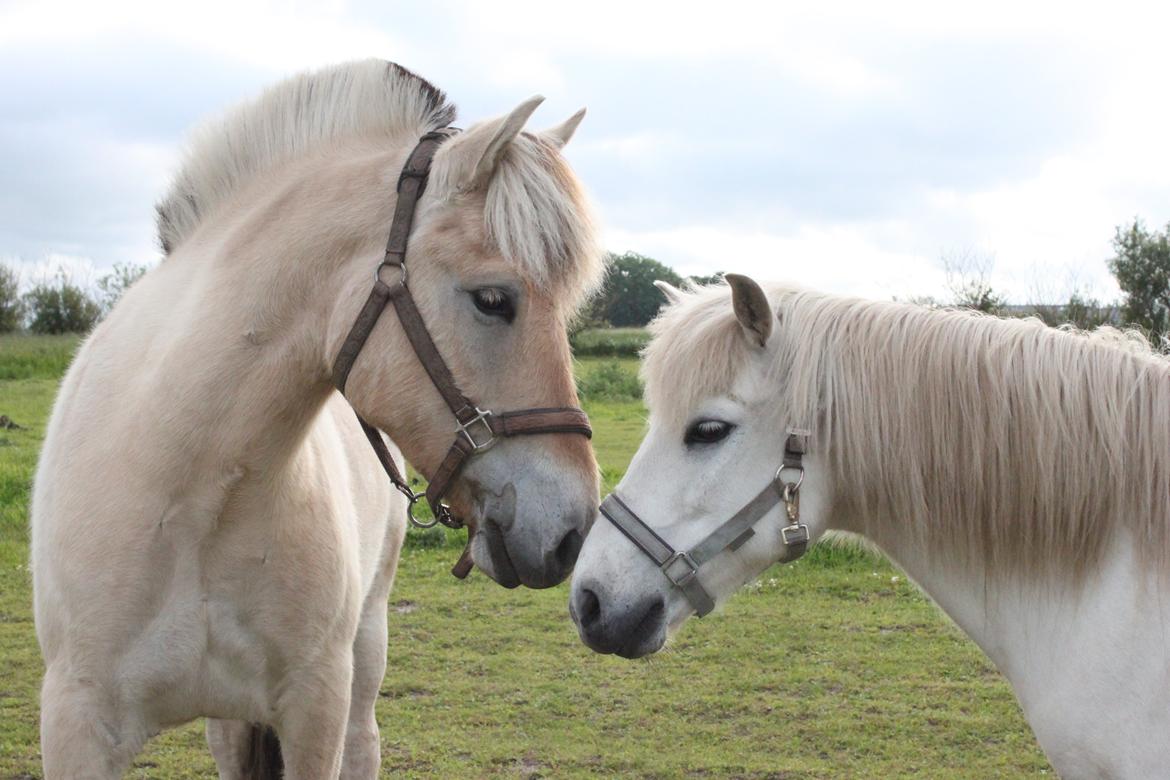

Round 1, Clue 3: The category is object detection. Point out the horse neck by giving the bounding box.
[822,468,1049,671]
[139,161,385,477]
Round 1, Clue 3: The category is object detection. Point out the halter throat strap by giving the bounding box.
[599,430,810,617]
[332,129,592,578]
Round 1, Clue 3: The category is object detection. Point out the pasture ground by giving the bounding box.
[0,335,1051,777]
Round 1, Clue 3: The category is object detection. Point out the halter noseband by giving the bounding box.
[332,129,593,578]
[599,430,810,616]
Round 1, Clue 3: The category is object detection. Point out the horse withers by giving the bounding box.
[32,60,603,779]
[571,274,1170,778]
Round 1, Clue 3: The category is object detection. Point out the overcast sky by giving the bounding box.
[3,0,1169,302]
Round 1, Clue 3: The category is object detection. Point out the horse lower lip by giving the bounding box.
[617,643,653,659]
[616,630,663,659]
[618,612,665,658]
[481,520,520,588]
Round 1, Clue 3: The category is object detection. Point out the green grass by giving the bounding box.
[0,333,81,380]
[0,343,1052,777]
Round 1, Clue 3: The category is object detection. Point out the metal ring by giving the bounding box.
[405,491,441,529]
[406,508,439,529]
[775,464,804,492]
[375,261,408,286]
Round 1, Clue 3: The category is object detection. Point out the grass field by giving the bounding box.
[0,337,1051,777]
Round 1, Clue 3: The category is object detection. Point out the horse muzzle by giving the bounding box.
[570,580,667,658]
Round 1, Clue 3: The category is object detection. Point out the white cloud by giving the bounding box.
[2,0,1170,306]
[0,0,412,75]
[4,253,103,290]
[604,222,945,300]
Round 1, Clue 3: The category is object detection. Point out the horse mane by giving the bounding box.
[645,282,1170,579]
[155,59,603,302]
[156,60,456,255]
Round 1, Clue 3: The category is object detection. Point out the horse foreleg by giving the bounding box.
[340,587,391,779]
[40,664,143,780]
[273,654,354,780]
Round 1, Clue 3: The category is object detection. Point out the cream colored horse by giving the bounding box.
[572,276,1170,778]
[33,60,602,779]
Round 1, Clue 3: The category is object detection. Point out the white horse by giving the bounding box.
[571,275,1170,778]
[33,60,603,779]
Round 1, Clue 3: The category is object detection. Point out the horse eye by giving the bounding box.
[471,288,515,323]
[684,419,734,446]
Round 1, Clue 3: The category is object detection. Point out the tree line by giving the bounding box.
[587,219,1170,343]
[4,217,1170,339]
[0,262,145,334]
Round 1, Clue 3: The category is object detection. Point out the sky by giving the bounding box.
[3,0,1170,302]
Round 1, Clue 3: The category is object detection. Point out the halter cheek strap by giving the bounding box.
[332,129,593,579]
[599,430,811,617]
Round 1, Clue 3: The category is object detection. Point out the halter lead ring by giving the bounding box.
[332,128,593,576]
[600,430,811,617]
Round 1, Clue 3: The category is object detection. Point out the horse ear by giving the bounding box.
[449,95,545,192]
[725,274,773,347]
[542,108,586,148]
[653,279,685,305]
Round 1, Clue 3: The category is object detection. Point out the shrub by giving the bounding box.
[0,262,22,333]
[24,271,101,334]
[570,327,651,357]
[576,360,643,401]
[1109,218,1170,338]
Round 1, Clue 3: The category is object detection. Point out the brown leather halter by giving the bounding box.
[332,128,593,578]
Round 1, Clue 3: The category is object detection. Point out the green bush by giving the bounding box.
[0,263,22,333]
[1109,218,1170,338]
[24,271,100,334]
[570,327,650,357]
[576,360,643,401]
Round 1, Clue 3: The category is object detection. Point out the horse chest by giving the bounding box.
[123,479,368,725]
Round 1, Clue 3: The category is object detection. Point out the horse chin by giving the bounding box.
[614,628,667,660]
[471,520,521,589]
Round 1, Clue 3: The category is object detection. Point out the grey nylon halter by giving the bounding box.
[599,430,811,617]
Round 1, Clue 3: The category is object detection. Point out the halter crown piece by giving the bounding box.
[332,129,593,578]
[599,429,811,616]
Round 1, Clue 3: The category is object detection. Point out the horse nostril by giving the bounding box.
[555,528,584,571]
[576,587,602,631]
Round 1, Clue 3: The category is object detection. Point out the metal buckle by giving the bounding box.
[781,523,809,547]
[434,503,464,530]
[661,551,700,587]
[456,408,496,452]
